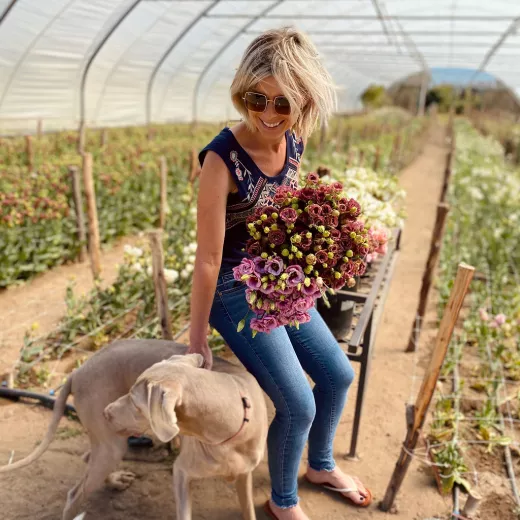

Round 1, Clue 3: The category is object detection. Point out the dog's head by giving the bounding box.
[104,353,204,442]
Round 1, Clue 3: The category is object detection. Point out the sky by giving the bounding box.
[430,68,498,87]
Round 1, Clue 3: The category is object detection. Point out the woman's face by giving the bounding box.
[246,76,297,140]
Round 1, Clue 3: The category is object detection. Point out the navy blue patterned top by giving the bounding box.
[199,127,304,273]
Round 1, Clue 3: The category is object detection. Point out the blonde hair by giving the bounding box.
[230,27,336,140]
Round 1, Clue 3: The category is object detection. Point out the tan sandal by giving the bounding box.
[304,475,373,508]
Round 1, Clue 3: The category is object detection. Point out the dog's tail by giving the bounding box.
[0,375,73,472]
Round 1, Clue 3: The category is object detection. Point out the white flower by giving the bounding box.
[189,230,196,238]
[131,262,143,272]
[187,254,196,264]
[146,266,153,276]
[164,268,179,284]
[180,268,191,279]
[189,206,197,216]
[124,245,143,258]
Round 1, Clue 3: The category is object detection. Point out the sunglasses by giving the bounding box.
[243,91,291,116]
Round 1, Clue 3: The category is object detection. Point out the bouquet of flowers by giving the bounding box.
[232,172,371,336]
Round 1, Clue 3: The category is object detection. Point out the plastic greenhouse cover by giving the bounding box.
[0,0,519,135]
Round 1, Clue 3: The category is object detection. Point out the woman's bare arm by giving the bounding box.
[187,151,234,369]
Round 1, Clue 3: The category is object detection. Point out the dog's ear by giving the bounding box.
[167,353,204,368]
[147,383,180,443]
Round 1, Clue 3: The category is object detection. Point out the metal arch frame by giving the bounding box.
[370,0,394,46]
[0,0,18,26]
[192,0,284,122]
[471,16,520,83]
[206,14,515,21]
[91,0,173,125]
[0,0,75,114]
[78,0,141,131]
[146,0,219,127]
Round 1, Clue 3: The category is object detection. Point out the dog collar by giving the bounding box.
[217,395,251,445]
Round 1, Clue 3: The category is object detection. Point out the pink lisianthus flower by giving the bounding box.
[259,281,277,295]
[494,313,506,326]
[233,258,256,280]
[294,311,312,325]
[253,256,268,274]
[478,308,490,321]
[250,315,280,334]
[279,207,298,224]
[245,274,262,290]
[266,256,284,276]
[285,265,305,287]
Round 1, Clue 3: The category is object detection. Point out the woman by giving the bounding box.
[187,27,371,519]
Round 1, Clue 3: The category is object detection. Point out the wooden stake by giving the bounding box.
[189,147,200,183]
[440,150,453,202]
[373,146,381,171]
[69,166,87,262]
[159,156,168,229]
[381,263,474,512]
[82,153,101,279]
[37,119,42,139]
[25,135,33,171]
[78,121,86,154]
[358,149,365,167]
[461,492,481,518]
[406,203,450,352]
[101,128,108,148]
[147,229,173,340]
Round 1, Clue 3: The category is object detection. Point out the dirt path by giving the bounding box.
[0,235,140,379]
[0,125,455,520]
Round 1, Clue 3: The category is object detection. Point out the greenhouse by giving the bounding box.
[1,1,519,519]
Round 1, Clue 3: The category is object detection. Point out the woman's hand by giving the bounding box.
[187,338,213,370]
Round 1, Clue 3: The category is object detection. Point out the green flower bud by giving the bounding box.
[292,234,302,244]
[297,209,303,214]
[261,276,268,282]
[347,249,354,258]
[264,227,270,233]
[317,225,325,233]
[261,252,268,259]
[304,277,311,287]
[269,274,276,281]
[350,231,356,239]
[306,232,312,239]
[296,251,303,259]
[323,263,328,268]
[291,245,298,253]
[332,209,340,216]
[272,212,278,219]
[323,230,330,237]
[306,254,316,265]
[335,272,342,279]
[271,223,278,231]
[304,265,313,274]
[288,254,294,260]
[261,214,267,221]
[328,252,334,259]
[282,249,290,256]
[280,273,289,280]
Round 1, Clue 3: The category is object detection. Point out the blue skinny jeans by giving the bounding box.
[209,270,355,508]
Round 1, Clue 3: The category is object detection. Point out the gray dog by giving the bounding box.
[0,339,268,520]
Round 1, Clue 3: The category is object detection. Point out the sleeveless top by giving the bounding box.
[199,127,304,273]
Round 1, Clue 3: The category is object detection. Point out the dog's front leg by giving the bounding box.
[173,464,192,520]
[236,472,256,520]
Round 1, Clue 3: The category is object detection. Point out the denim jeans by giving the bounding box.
[209,270,355,508]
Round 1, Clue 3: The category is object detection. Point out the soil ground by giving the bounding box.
[1,123,509,519]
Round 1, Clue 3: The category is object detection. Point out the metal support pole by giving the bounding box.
[347,313,373,459]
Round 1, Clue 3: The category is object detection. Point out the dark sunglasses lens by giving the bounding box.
[244,92,267,112]
[275,97,291,115]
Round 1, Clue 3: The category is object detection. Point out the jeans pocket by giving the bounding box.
[218,279,245,296]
